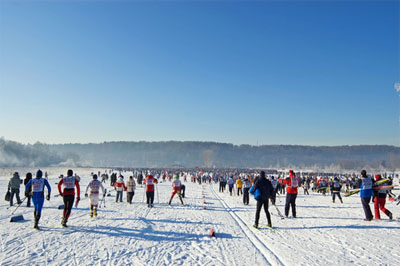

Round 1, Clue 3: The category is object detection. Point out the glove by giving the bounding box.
[85,193,88,198]
[76,197,80,201]
[29,192,33,197]
[25,192,29,198]
[60,193,64,197]
[46,194,50,201]
[103,193,106,197]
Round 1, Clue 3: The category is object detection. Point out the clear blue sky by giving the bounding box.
[0,0,399,146]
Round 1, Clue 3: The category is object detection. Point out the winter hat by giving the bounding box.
[93,174,98,179]
[360,170,367,177]
[289,170,294,177]
[375,174,381,181]
[67,169,73,176]
[174,174,179,179]
[26,172,32,179]
[13,172,19,178]
[36,170,43,178]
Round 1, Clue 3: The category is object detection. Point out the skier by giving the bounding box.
[137,172,144,187]
[219,176,224,192]
[373,174,392,220]
[331,177,343,203]
[8,172,22,206]
[114,175,127,203]
[180,183,186,198]
[169,174,184,205]
[270,176,279,205]
[126,176,136,204]
[58,169,81,227]
[319,178,327,196]
[85,174,105,218]
[360,170,373,221]
[25,170,51,229]
[250,171,273,229]
[236,177,243,196]
[228,176,235,196]
[243,175,251,205]
[24,172,33,207]
[282,170,300,218]
[144,174,158,207]
[304,178,310,195]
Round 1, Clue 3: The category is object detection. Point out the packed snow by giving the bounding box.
[1,167,399,266]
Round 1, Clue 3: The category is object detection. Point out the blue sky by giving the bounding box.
[0,0,399,146]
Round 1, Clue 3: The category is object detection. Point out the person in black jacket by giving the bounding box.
[252,171,273,229]
[24,172,33,207]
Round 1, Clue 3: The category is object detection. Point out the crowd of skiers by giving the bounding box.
[4,167,399,230]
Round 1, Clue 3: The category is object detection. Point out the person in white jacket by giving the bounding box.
[85,174,105,218]
[126,176,136,204]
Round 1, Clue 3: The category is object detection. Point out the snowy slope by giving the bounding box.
[1,168,399,266]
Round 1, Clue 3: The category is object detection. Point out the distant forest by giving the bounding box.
[1,138,399,171]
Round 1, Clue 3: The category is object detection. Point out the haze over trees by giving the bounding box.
[1,138,399,171]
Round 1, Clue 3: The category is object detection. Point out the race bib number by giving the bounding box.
[32,179,44,192]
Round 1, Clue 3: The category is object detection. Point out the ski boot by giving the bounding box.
[90,212,93,218]
[61,217,68,227]
[94,208,97,217]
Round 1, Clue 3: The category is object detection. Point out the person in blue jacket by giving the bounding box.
[250,171,273,228]
[359,170,373,221]
[25,169,51,229]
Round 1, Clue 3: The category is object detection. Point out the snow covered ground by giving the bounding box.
[1,168,399,266]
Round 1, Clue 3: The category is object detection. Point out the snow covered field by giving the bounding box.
[1,168,399,266]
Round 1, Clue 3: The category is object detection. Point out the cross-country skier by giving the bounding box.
[360,170,373,221]
[25,170,51,229]
[236,177,243,196]
[58,169,81,227]
[144,174,158,207]
[169,174,184,205]
[270,176,279,205]
[283,170,301,218]
[373,174,392,220]
[85,174,105,218]
[243,175,251,205]
[180,184,186,198]
[8,172,22,206]
[126,176,136,204]
[250,171,273,229]
[114,175,127,203]
[24,172,33,207]
[331,177,343,203]
[228,176,235,196]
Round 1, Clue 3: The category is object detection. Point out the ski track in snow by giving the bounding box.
[1,168,400,266]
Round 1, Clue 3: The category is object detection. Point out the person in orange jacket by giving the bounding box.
[282,170,301,218]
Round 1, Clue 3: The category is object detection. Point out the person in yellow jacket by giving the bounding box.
[236,177,243,196]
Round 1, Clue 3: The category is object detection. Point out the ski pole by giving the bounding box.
[142,187,145,203]
[11,197,26,215]
[156,183,159,204]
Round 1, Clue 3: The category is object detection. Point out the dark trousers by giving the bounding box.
[219,183,223,192]
[10,188,21,206]
[127,192,134,204]
[243,188,250,205]
[285,193,297,217]
[27,196,31,207]
[237,188,242,196]
[146,191,154,205]
[361,197,373,220]
[255,198,272,226]
[332,192,342,202]
[63,195,75,220]
[116,191,123,202]
[180,186,185,198]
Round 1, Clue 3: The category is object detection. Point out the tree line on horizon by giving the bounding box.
[1,138,399,172]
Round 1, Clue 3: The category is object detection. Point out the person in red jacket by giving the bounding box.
[144,174,158,208]
[282,170,300,218]
[58,169,80,227]
[373,174,393,220]
[114,175,127,203]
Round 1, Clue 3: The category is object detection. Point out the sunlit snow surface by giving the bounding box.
[0,167,399,266]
